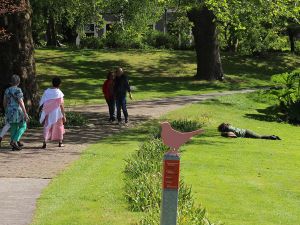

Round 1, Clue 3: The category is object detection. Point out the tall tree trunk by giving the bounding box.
[287,29,295,53]
[187,6,224,81]
[0,0,39,115]
[226,26,238,52]
[46,14,57,46]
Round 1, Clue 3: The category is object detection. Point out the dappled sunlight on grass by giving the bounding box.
[35,48,300,105]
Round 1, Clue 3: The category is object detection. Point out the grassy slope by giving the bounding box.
[33,93,300,225]
[35,48,300,106]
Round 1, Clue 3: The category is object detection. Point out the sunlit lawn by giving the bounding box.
[35,48,300,105]
[165,93,300,225]
[33,93,300,225]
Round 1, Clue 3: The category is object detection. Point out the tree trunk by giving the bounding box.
[187,6,224,81]
[288,29,295,53]
[226,26,238,52]
[46,14,57,46]
[0,0,39,115]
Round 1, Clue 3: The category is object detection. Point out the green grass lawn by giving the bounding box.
[33,92,300,225]
[164,93,300,225]
[32,127,150,225]
[35,48,300,105]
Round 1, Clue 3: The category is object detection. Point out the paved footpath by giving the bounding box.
[0,89,255,225]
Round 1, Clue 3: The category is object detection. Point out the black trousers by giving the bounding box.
[106,99,115,121]
[245,130,273,139]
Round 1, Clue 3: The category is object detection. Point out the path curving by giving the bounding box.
[0,89,256,225]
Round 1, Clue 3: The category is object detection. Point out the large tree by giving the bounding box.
[165,0,299,80]
[0,0,38,114]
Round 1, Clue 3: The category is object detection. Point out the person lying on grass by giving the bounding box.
[218,123,281,140]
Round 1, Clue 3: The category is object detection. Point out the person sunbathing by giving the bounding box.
[218,123,281,140]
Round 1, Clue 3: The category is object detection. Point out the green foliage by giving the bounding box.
[104,0,164,34]
[272,70,300,105]
[31,0,104,44]
[165,0,300,54]
[269,70,300,123]
[24,111,88,128]
[80,36,105,49]
[167,10,194,50]
[171,119,204,132]
[144,31,177,49]
[105,25,146,49]
[124,119,214,224]
[64,111,88,128]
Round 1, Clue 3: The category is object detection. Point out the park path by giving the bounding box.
[0,89,256,225]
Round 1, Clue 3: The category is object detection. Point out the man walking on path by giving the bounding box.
[114,67,132,124]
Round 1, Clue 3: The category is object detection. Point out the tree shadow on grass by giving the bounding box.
[244,106,283,123]
[35,48,300,106]
[158,50,300,82]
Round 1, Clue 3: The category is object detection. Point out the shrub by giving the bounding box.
[0,112,88,129]
[64,111,88,128]
[144,31,177,49]
[28,117,42,128]
[80,36,104,49]
[27,111,88,128]
[171,119,204,132]
[270,70,300,123]
[105,25,145,49]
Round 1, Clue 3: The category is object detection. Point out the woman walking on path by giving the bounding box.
[114,67,132,124]
[39,77,66,149]
[3,75,29,151]
[102,71,116,122]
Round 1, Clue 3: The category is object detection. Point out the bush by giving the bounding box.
[64,111,88,128]
[269,70,300,123]
[105,25,145,49]
[80,36,104,49]
[124,119,216,224]
[171,119,204,132]
[1,112,88,129]
[144,31,177,49]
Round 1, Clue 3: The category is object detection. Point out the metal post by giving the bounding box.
[160,151,180,225]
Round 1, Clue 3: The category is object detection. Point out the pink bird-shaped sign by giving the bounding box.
[160,122,205,152]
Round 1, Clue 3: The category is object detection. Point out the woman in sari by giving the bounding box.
[3,75,29,151]
[39,77,66,149]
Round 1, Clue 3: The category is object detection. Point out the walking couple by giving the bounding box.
[102,67,132,124]
[0,75,66,150]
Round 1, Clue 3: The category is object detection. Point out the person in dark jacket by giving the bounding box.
[218,123,281,140]
[114,67,132,124]
[102,71,116,122]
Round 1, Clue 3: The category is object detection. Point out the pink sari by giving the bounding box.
[40,89,65,141]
